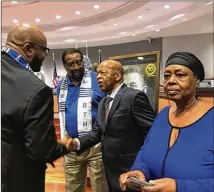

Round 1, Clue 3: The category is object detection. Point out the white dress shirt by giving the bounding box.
[107,83,124,110]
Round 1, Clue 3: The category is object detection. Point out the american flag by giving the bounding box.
[52,53,59,88]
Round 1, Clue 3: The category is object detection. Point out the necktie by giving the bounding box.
[104,97,113,122]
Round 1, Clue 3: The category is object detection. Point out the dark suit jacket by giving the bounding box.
[78,84,156,191]
[1,53,67,192]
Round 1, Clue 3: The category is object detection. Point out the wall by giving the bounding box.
[41,33,213,87]
[162,33,214,82]
[42,38,162,86]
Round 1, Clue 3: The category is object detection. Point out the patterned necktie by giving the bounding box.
[104,97,113,122]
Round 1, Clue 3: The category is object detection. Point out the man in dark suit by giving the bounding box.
[71,60,156,192]
[1,23,72,192]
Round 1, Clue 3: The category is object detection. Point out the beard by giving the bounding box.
[69,68,84,82]
[30,55,43,72]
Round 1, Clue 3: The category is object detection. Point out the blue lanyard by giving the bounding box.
[2,46,33,72]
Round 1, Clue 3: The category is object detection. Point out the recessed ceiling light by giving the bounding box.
[63,39,76,42]
[114,23,118,26]
[56,15,61,20]
[206,1,213,5]
[94,5,100,9]
[164,5,170,9]
[156,29,160,32]
[13,19,18,24]
[59,26,76,31]
[138,15,143,19]
[118,32,128,35]
[132,34,136,36]
[138,56,144,60]
[75,11,81,15]
[11,0,18,3]
[35,18,41,23]
[145,25,155,28]
[169,14,185,21]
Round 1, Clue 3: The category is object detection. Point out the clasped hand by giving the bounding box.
[58,137,77,152]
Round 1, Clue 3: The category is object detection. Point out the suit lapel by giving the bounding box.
[105,84,127,130]
[98,98,106,126]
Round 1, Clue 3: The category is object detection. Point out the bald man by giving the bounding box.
[1,24,71,192]
[71,60,156,192]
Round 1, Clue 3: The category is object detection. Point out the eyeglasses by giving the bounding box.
[27,42,50,55]
[66,60,83,67]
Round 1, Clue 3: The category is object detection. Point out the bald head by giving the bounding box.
[6,23,46,47]
[5,23,48,72]
[97,60,124,93]
[99,60,124,76]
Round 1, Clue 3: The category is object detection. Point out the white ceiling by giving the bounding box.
[1,1,213,48]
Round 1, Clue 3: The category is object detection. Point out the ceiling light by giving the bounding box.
[13,19,18,24]
[94,5,100,9]
[23,23,30,28]
[145,25,155,28]
[118,32,128,35]
[75,11,81,15]
[164,5,170,9]
[59,26,76,31]
[56,15,61,20]
[138,15,143,19]
[138,57,144,60]
[114,23,118,26]
[156,29,160,32]
[169,14,185,21]
[132,34,136,36]
[63,39,76,42]
[11,0,18,3]
[35,18,41,23]
[206,1,213,5]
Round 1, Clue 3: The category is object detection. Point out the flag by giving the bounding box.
[52,53,59,88]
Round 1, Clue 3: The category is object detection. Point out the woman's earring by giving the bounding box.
[196,84,200,99]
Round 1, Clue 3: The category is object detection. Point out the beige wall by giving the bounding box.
[162,33,214,83]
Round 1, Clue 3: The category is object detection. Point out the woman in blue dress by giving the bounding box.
[119,52,214,192]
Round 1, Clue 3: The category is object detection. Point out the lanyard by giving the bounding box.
[2,46,33,72]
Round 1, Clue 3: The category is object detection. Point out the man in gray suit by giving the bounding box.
[71,60,156,192]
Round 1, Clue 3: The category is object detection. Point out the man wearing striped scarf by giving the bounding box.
[57,49,106,192]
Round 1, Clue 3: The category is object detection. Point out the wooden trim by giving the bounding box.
[109,50,161,60]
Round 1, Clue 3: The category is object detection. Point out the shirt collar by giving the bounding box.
[66,75,72,86]
[66,74,82,87]
[108,83,124,99]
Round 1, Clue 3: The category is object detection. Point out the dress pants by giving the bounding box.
[63,143,108,192]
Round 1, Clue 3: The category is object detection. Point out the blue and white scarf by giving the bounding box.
[58,68,92,139]
[2,46,34,72]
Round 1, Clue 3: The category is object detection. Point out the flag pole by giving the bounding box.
[98,49,102,63]
[85,41,88,57]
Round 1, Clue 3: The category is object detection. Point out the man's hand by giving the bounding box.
[58,137,79,152]
[119,170,146,191]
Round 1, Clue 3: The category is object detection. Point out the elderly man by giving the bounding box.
[71,60,156,192]
[57,49,106,192]
[1,23,71,192]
